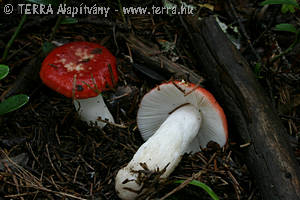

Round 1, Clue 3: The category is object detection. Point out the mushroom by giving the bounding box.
[40,41,118,128]
[115,81,228,200]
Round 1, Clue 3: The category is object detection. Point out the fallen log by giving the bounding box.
[184,16,300,200]
[121,34,203,84]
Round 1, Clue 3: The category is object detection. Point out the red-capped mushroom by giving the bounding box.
[115,80,228,199]
[40,41,118,127]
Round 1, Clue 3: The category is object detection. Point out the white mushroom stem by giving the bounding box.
[115,104,202,200]
[73,94,114,128]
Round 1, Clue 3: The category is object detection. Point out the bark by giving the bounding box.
[184,16,300,200]
[121,34,204,84]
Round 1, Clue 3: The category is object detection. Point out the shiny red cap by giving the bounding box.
[40,41,118,99]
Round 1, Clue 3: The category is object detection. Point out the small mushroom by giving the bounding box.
[115,81,228,200]
[40,41,118,128]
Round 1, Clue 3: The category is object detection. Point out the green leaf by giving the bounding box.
[254,62,264,79]
[0,94,29,115]
[0,64,9,80]
[260,0,299,6]
[24,0,61,6]
[281,4,296,13]
[61,17,78,25]
[42,42,55,54]
[274,23,298,33]
[174,180,219,200]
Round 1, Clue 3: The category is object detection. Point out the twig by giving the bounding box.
[113,25,119,55]
[227,0,261,62]
[97,117,128,129]
[159,171,204,200]
[172,81,185,94]
[184,79,202,97]
[4,192,38,198]
[26,142,40,166]
[121,33,204,84]
[227,171,242,200]
[279,114,300,121]
[73,165,80,184]
[1,149,87,200]
[79,154,94,171]
[45,144,64,182]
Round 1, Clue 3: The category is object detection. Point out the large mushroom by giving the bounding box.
[115,80,228,199]
[40,41,118,128]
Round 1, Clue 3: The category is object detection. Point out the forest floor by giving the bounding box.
[0,0,299,199]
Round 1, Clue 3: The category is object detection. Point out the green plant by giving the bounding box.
[61,17,78,25]
[260,0,300,62]
[271,23,300,62]
[274,23,298,33]
[254,62,264,78]
[1,15,27,62]
[0,64,29,115]
[174,180,220,200]
[0,64,9,80]
[260,0,299,13]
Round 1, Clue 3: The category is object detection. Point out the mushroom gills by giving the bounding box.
[73,94,114,128]
[115,104,202,200]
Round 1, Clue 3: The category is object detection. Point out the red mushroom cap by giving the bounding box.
[40,41,118,99]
